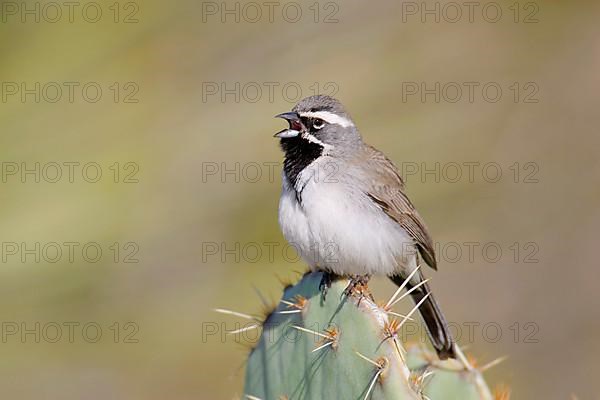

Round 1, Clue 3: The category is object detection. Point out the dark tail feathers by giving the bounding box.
[390,275,456,360]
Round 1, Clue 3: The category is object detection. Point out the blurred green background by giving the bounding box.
[1,0,599,398]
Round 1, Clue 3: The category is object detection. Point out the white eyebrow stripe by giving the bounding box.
[299,111,354,128]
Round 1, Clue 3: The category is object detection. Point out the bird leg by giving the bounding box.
[319,271,337,301]
[343,274,372,299]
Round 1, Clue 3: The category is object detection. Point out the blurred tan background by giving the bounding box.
[0,0,599,398]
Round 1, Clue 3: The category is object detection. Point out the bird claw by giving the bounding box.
[343,274,372,299]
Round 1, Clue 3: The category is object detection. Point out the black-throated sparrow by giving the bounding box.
[274,95,456,359]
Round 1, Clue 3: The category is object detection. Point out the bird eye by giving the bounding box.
[312,118,325,130]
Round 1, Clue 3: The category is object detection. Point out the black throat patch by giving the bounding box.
[280,136,324,200]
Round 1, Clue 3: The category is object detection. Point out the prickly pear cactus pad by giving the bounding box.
[406,345,494,400]
[238,271,497,400]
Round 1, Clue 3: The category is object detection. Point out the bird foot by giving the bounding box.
[343,274,372,300]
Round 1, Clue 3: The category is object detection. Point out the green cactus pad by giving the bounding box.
[406,346,493,400]
[242,272,495,400]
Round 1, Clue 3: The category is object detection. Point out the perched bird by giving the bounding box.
[274,95,456,359]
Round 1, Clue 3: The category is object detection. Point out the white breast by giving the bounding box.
[278,158,417,277]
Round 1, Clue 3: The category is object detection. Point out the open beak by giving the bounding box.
[274,112,304,138]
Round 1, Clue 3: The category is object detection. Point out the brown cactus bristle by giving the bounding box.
[493,384,511,400]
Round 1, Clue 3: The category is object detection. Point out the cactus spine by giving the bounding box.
[237,271,497,400]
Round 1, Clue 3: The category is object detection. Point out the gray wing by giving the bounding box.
[361,146,437,270]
